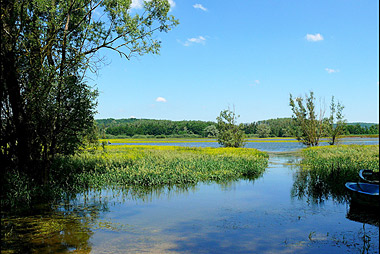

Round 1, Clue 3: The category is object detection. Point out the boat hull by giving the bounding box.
[345,182,379,208]
[359,169,379,184]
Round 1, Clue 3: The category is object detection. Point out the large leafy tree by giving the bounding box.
[1,0,178,182]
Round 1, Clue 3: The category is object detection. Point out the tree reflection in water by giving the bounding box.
[291,166,358,205]
[1,184,200,253]
[291,166,379,227]
[2,203,96,253]
[346,201,379,227]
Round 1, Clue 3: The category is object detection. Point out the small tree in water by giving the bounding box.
[216,108,246,148]
[289,92,346,146]
[327,96,346,145]
[289,91,325,146]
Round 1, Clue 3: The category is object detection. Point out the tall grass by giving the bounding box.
[301,145,379,173]
[2,146,268,210]
[52,145,269,190]
[293,145,379,204]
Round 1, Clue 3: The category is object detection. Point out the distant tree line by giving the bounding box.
[96,118,379,138]
[241,118,294,137]
[345,123,379,135]
[98,119,215,138]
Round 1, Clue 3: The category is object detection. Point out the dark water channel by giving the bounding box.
[2,138,379,253]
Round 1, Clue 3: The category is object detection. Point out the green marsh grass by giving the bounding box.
[301,145,379,173]
[52,145,269,190]
[293,145,379,204]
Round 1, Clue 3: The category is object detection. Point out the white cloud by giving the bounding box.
[193,3,207,11]
[305,33,324,42]
[182,36,206,46]
[325,68,339,74]
[249,80,260,86]
[130,0,144,9]
[156,97,167,102]
[131,0,175,10]
[168,0,176,8]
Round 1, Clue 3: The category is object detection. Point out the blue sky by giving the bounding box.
[90,0,379,123]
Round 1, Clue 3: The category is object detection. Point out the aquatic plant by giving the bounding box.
[1,145,268,209]
[292,145,379,204]
[52,145,269,189]
[301,145,379,173]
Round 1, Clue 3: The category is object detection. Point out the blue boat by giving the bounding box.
[345,182,379,207]
[359,169,379,184]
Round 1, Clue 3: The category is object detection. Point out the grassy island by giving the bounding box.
[3,145,269,209]
[53,145,269,189]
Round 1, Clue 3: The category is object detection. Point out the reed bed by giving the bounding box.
[52,145,269,189]
[294,145,379,204]
[301,145,379,173]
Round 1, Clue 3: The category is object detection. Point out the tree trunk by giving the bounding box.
[3,50,32,175]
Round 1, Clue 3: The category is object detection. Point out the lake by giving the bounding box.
[110,137,379,152]
[2,138,379,253]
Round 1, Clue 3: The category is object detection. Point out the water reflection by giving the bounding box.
[346,202,379,227]
[291,162,379,229]
[2,203,96,253]
[291,165,360,205]
[2,179,266,253]
[2,140,379,253]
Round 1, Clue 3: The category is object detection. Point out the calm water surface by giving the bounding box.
[112,137,379,152]
[2,138,379,253]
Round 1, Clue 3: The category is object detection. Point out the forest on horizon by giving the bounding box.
[96,118,379,138]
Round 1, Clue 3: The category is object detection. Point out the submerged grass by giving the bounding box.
[52,145,269,190]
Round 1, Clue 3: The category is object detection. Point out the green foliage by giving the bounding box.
[216,108,246,148]
[97,117,378,138]
[204,125,219,137]
[242,122,258,135]
[1,0,178,185]
[256,123,271,138]
[345,123,379,135]
[326,96,346,145]
[289,92,349,146]
[301,145,379,173]
[100,119,215,137]
[294,145,379,205]
[257,118,294,137]
[1,145,268,209]
[289,91,326,146]
[53,145,269,186]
